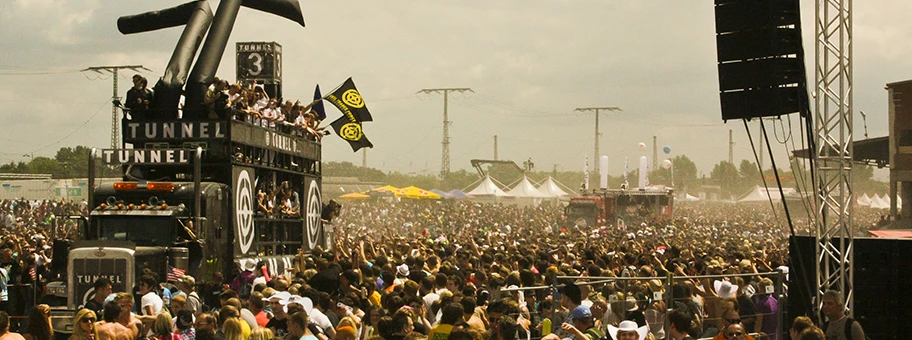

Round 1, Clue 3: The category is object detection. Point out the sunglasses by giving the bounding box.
[726,332,744,337]
[725,318,741,324]
[82,318,96,323]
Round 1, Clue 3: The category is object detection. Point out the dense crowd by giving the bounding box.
[124,74,326,141]
[0,197,882,340]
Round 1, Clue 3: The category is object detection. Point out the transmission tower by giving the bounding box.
[814,0,854,316]
[417,88,473,178]
[575,107,621,171]
[82,65,150,149]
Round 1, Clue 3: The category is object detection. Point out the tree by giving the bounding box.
[710,161,740,199]
[671,155,697,191]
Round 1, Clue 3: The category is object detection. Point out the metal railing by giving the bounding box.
[498,270,787,340]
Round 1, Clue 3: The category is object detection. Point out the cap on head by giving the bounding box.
[570,305,592,320]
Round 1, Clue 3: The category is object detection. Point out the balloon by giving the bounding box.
[637,142,647,151]
[663,159,672,169]
[663,145,671,154]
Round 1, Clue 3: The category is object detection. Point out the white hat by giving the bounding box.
[244,259,257,271]
[286,295,306,308]
[396,264,409,277]
[262,291,290,305]
[607,320,648,340]
[714,280,739,299]
[301,297,315,315]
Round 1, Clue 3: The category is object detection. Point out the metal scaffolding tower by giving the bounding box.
[814,0,854,316]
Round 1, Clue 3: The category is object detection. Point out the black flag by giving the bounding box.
[330,116,372,152]
[313,84,326,121]
[325,77,373,122]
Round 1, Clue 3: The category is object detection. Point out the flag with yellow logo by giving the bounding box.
[330,115,373,152]
[324,77,374,152]
[325,77,373,122]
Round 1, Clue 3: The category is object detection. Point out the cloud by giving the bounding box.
[0,0,906,178]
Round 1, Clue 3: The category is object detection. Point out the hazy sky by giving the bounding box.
[0,0,908,180]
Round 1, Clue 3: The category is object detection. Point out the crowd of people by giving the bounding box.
[124,74,326,141]
[0,197,881,340]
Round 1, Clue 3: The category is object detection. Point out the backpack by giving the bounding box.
[239,281,254,299]
[585,327,608,340]
[824,317,871,340]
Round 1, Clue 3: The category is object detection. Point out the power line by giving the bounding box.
[81,65,152,149]
[416,87,474,178]
[574,107,621,171]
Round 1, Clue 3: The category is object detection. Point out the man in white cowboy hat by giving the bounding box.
[395,263,410,285]
[264,291,290,337]
[607,320,648,340]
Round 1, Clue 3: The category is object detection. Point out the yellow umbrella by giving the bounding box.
[338,192,370,199]
[401,186,442,199]
[371,185,406,197]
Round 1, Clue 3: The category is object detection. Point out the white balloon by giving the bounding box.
[663,159,672,169]
[637,142,647,151]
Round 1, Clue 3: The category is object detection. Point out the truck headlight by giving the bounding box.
[46,281,66,297]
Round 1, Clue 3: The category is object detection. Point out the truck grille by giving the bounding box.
[70,258,130,308]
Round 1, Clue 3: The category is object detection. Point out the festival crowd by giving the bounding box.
[124,74,326,141]
[0,197,883,340]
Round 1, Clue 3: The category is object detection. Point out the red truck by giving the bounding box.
[565,188,674,228]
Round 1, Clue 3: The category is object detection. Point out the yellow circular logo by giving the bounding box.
[339,123,363,141]
[342,89,364,108]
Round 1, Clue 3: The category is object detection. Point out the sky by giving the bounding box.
[0,0,909,180]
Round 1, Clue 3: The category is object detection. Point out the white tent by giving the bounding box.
[738,186,798,203]
[882,193,892,206]
[536,177,572,197]
[870,194,889,209]
[684,193,701,202]
[466,176,507,197]
[857,193,872,207]
[506,176,549,198]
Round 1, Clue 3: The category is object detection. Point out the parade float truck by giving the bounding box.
[565,188,674,228]
[44,116,328,335]
[42,0,320,333]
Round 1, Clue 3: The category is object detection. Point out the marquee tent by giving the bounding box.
[466,176,507,197]
[536,177,572,197]
[870,194,889,209]
[430,189,451,198]
[684,194,700,201]
[447,189,472,199]
[505,176,549,198]
[857,193,872,207]
[738,186,798,203]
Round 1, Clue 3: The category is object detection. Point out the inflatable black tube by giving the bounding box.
[117,0,211,34]
[242,0,306,27]
[184,0,242,119]
[154,1,214,119]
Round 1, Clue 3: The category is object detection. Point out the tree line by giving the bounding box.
[1,146,886,198]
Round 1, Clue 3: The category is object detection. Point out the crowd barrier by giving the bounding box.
[499,271,787,340]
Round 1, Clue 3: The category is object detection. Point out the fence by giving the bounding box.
[498,270,787,340]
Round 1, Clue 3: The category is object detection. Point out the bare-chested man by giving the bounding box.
[113,293,144,339]
[95,301,131,340]
[0,311,25,340]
